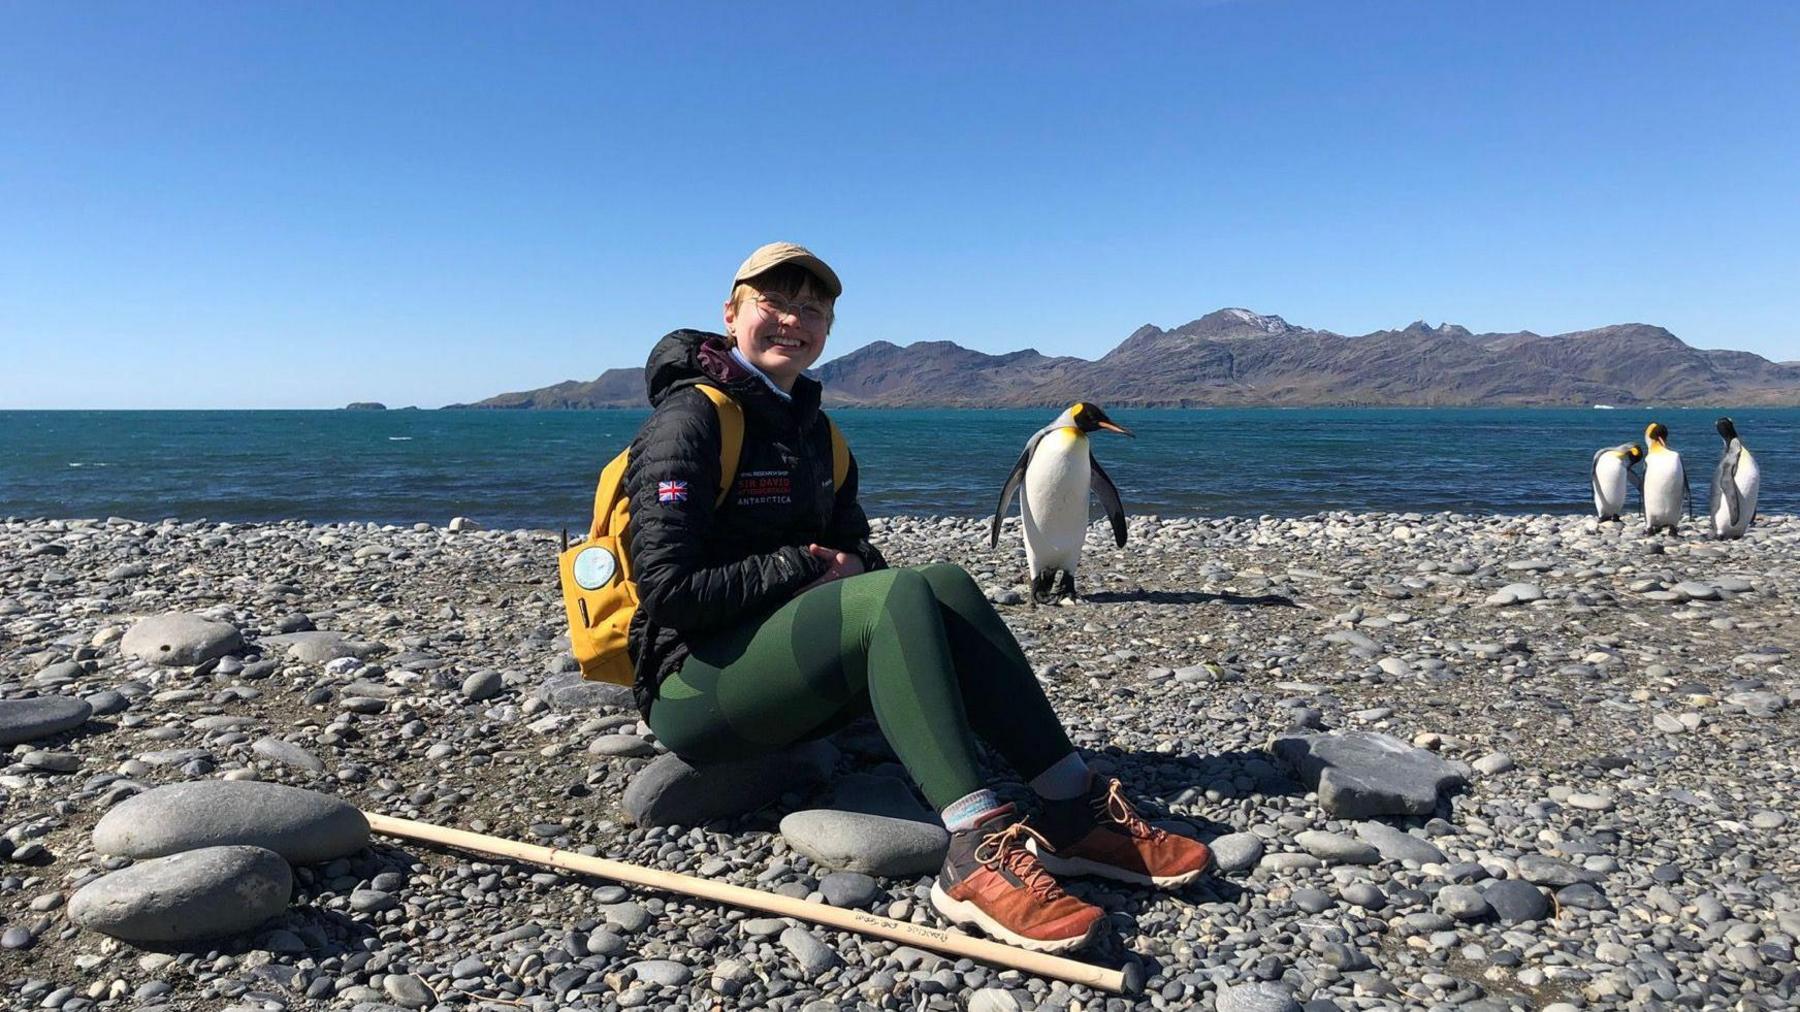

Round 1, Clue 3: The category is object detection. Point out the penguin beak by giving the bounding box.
[1097,420,1134,438]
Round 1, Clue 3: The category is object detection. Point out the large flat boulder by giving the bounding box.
[0,697,93,746]
[93,780,369,864]
[1272,731,1466,818]
[121,613,243,667]
[779,810,948,877]
[69,845,291,944]
[622,741,838,827]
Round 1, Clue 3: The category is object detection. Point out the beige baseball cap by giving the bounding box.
[732,242,842,298]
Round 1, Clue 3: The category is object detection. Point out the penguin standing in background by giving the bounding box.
[1709,416,1760,539]
[1591,442,1645,521]
[1642,422,1691,534]
[990,402,1133,604]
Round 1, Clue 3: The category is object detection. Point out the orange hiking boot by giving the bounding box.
[1031,777,1213,888]
[929,805,1105,954]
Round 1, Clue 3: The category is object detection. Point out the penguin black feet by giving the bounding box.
[1030,569,1080,605]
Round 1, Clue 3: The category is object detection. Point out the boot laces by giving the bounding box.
[1095,778,1163,840]
[974,821,1066,902]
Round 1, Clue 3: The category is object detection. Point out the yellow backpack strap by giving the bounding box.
[827,416,851,491]
[588,450,631,541]
[693,384,745,507]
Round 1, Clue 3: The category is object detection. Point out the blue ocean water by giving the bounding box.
[1,407,1793,529]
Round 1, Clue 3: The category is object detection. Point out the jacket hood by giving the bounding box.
[644,329,823,424]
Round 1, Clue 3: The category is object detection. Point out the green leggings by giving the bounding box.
[647,564,1075,810]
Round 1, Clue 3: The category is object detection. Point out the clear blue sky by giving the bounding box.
[4,2,1798,409]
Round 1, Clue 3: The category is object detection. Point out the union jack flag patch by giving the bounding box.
[657,480,689,503]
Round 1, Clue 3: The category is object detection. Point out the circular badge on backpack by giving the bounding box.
[572,546,618,589]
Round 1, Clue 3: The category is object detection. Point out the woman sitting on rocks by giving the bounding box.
[622,242,1212,953]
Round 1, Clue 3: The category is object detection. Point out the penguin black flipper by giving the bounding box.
[1589,450,1606,504]
[1713,448,1741,527]
[1628,462,1644,493]
[1089,451,1129,548]
[990,430,1050,548]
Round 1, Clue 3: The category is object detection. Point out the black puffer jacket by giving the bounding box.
[623,329,886,716]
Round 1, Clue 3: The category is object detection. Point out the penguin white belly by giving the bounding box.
[1643,451,1684,529]
[1714,451,1761,537]
[1593,455,1629,518]
[1021,429,1091,577]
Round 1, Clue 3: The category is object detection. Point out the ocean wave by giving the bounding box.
[388,436,414,441]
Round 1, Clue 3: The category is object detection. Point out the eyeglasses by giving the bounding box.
[752,292,831,327]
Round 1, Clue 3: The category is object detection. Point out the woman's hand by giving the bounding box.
[799,543,865,592]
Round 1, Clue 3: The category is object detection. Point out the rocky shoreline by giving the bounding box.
[3,510,1798,1011]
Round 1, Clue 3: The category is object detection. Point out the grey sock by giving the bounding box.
[941,788,1004,832]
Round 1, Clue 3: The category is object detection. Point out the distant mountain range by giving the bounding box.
[445,308,1800,408]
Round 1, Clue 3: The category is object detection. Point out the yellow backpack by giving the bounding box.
[559,384,851,685]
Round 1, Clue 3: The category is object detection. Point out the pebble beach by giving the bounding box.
[3,510,1798,1012]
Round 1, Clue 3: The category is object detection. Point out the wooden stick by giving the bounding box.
[364,812,1128,993]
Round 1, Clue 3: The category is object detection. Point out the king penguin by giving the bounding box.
[989,402,1133,603]
[1642,422,1690,535]
[1709,416,1760,539]
[1591,442,1644,521]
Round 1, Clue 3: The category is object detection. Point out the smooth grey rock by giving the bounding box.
[260,630,382,664]
[780,810,948,877]
[451,955,489,979]
[536,670,635,710]
[36,660,83,683]
[1354,821,1446,864]
[1272,731,1466,818]
[1565,791,1616,812]
[0,696,93,746]
[461,670,504,703]
[623,741,838,827]
[588,734,657,758]
[1485,583,1544,606]
[1210,832,1264,873]
[780,925,840,978]
[1217,981,1302,1012]
[1483,879,1551,923]
[629,959,691,987]
[1556,882,1611,911]
[1516,853,1596,887]
[1293,887,1334,912]
[121,613,243,667]
[820,871,880,908]
[68,845,291,943]
[1472,751,1515,775]
[94,780,369,863]
[968,988,1023,1012]
[1340,882,1387,909]
[383,973,432,1009]
[22,750,80,772]
[1295,830,1380,864]
[1437,884,1491,921]
[350,888,395,912]
[84,690,128,716]
[252,737,326,773]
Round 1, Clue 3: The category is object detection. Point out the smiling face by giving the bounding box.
[723,263,835,390]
